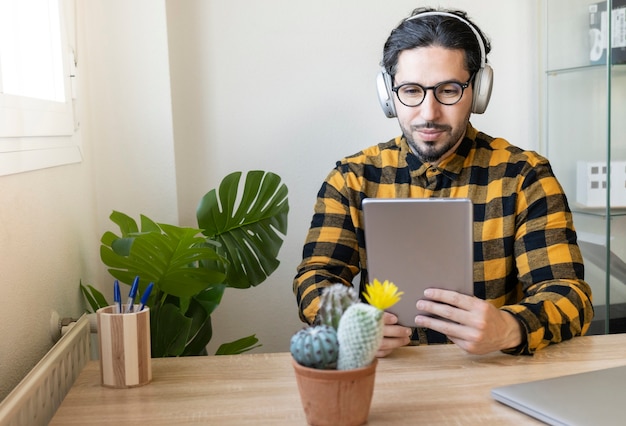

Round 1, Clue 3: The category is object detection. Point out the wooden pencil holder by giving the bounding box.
[97,305,152,388]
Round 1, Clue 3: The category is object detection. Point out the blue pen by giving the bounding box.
[125,276,140,313]
[139,282,154,311]
[113,280,122,314]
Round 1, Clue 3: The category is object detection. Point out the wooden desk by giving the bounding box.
[51,334,626,425]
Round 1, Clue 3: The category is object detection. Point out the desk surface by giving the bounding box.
[51,334,626,425]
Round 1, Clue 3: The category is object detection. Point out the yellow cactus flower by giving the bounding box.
[363,279,403,310]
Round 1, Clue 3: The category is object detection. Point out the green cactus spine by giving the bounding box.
[336,303,384,370]
[290,325,338,369]
[316,283,359,330]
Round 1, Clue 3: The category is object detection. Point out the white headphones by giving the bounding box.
[377,11,493,118]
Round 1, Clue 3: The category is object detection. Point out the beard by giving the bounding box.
[400,120,467,164]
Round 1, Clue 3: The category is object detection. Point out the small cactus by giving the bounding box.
[315,284,359,330]
[337,303,384,370]
[290,325,339,369]
[337,279,403,370]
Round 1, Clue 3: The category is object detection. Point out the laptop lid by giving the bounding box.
[362,198,474,327]
[491,365,626,426]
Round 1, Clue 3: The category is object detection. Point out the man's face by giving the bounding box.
[393,46,473,165]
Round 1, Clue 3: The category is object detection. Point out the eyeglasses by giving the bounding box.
[392,76,473,107]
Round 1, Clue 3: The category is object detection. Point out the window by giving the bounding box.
[0,0,80,176]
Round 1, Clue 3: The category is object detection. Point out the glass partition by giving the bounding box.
[544,0,626,333]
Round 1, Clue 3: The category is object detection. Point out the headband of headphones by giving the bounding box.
[406,11,488,69]
[377,10,493,117]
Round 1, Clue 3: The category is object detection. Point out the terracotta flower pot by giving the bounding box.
[292,358,377,426]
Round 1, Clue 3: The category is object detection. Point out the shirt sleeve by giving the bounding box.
[500,159,594,355]
[293,168,361,324]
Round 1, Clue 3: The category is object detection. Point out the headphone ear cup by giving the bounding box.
[471,64,493,114]
[376,70,397,118]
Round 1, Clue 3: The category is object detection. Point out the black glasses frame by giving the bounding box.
[391,76,473,107]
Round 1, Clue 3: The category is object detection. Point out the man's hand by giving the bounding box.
[414,288,523,354]
[376,312,412,357]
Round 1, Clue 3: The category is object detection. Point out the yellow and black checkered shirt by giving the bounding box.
[293,123,593,355]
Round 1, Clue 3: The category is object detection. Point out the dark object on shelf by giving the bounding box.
[589,1,626,65]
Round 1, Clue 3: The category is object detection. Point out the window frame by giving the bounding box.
[0,0,80,176]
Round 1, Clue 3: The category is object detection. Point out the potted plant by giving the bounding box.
[290,279,403,426]
[82,170,288,357]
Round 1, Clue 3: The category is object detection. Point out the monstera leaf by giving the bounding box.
[197,170,289,288]
[96,170,288,357]
[101,212,227,298]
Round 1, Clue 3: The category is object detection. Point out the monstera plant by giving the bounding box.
[83,170,288,357]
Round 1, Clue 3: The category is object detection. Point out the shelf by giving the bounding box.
[572,208,626,218]
[547,63,626,76]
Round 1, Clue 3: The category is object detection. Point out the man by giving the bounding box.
[293,7,593,356]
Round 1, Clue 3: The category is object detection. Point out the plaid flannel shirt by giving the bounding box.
[293,123,593,355]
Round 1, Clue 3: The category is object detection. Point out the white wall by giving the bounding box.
[0,0,540,400]
[0,162,94,400]
[165,0,541,354]
[82,0,179,225]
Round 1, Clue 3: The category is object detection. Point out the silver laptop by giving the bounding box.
[362,198,474,327]
[491,365,626,426]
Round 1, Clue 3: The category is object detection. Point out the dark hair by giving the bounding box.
[381,7,491,80]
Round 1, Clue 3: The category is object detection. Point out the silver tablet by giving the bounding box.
[362,198,474,327]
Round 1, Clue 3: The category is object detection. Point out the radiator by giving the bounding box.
[0,314,90,426]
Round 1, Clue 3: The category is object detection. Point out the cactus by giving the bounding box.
[315,283,359,330]
[290,325,338,369]
[337,303,384,370]
[291,279,402,370]
[336,279,403,370]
